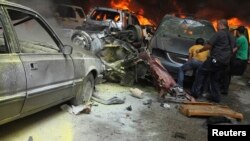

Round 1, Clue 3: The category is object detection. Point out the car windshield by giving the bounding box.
[156,17,215,40]
[90,9,120,22]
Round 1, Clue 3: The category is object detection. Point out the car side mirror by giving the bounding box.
[63,45,73,55]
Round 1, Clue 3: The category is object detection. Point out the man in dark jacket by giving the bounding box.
[192,19,235,103]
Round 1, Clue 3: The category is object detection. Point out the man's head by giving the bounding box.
[236,26,246,35]
[196,38,204,45]
[217,19,229,30]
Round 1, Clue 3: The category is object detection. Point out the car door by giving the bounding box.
[0,8,26,123]
[5,8,74,113]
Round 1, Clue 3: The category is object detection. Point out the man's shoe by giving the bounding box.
[177,87,184,93]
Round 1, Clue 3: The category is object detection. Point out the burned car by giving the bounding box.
[54,4,86,29]
[76,7,141,33]
[0,1,103,125]
[150,15,215,78]
[69,7,147,85]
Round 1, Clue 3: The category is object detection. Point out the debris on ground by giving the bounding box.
[143,99,153,105]
[179,102,244,120]
[160,103,171,109]
[138,51,176,98]
[126,105,132,111]
[72,104,91,114]
[92,92,125,105]
[60,103,92,115]
[206,116,238,125]
[130,88,144,99]
[173,132,187,140]
[143,99,153,108]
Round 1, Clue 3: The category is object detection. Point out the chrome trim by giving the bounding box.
[166,52,183,66]
[0,92,26,103]
[74,79,83,83]
[27,81,74,96]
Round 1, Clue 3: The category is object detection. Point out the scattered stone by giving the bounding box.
[126,105,132,111]
[126,113,130,117]
[71,104,91,114]
[143,99,153,105]
[143,99,153,108]
[160,103,171,109]
[130,88,144,99]
[173,132,186,140]
[60,104,91,115]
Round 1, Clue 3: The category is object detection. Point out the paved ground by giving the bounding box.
[1,67,250,141]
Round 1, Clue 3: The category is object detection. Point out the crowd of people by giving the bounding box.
[176,19,249,103]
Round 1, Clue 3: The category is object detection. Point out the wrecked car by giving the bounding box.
[54,4,86,29]
[150,15,215,78]
[0,1,103,125]
[69,7,148,85]
[70,27,147,86]
[75,7,141,33]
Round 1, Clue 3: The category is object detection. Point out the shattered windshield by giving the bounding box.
[90,9,120,22]
[156,18,215,40]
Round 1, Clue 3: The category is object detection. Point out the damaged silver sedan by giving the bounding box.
[0,1,103,125]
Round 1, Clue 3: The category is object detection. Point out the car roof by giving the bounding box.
[0,0,37,13]
[58,4,83,9]
[93,7,135,14]
[162,14,213,26]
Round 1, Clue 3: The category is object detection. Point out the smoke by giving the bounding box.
[8,0,250,25]
[7,0,74,44]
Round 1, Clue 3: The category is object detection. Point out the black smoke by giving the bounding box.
[8,0,250,25]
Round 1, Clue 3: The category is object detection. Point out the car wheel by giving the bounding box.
[71,31,91,50]
[71,73,95,105]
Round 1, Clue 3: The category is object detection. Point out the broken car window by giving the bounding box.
[0,20,9,53]
[7,9,59,53]
[90,9,120,22]
[156,18,215,40]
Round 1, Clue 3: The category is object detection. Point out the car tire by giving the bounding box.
[71,73,95,105]
[71,31,92,50]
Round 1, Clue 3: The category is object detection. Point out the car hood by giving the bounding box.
[152,34,195,55]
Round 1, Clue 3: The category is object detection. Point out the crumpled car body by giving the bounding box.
[0,1,103,125]
[150,15,215,78]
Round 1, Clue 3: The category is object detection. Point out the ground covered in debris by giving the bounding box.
[1,75,249,141]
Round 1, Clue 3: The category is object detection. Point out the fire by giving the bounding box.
[212,18,250,40]
[110,0,153,25]
[110,0,130,10]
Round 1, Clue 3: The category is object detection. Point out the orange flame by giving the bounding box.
[212,18,250,40]
[110,0,130,10]
[110,0,153,25]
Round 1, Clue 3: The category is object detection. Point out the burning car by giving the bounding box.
[76,7,141,33]
[0,1,103,125]
[150,15,216,78]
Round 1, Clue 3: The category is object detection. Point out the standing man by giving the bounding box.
[231,26,248,75]
[192,19,235,103]
[221,26,248,94]
[176,38,209,93]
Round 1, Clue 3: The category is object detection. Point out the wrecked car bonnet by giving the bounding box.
[154,34,194,55]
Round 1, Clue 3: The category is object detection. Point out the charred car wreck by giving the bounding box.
[71,7,151,86]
